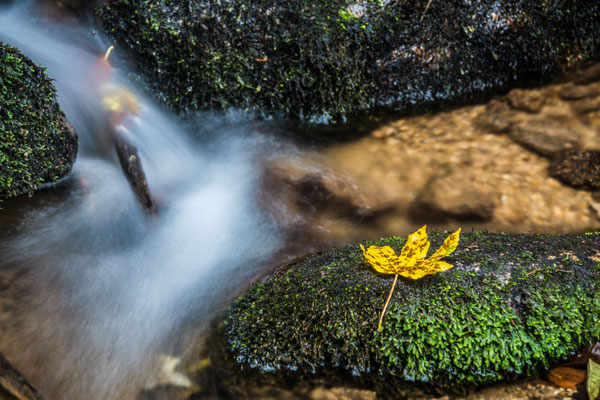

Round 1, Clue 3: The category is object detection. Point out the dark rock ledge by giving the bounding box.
[95,0,600,125]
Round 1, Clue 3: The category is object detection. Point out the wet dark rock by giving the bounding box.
[0,353,44,400]
[260,165,390,224]
[215,232,600,392]
[0,42,78,199]
[95,1,600,125]
[570,97,600,115]
[38,0,87,19]
[413,172,497,221]
[549,150,600,190]
[508,120,580,156]
[506,89,544,113]
[558,83,600,100]
[474,99,513,133]
[575,64,600,85]
[294,174,365,218]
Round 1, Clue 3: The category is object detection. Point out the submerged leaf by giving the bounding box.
[156,355,193,388]
[547,366,586,390]
[101,84,140,116]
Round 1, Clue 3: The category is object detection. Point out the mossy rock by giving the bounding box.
[220,231,600,392]
[0,42,77,199]
[95,0,599,125]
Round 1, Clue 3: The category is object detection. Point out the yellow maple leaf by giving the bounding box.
[360,225,460,280]
[359,225,461,330]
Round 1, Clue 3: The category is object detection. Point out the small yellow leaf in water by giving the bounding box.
[155,355,193,388]
[101,84,140,116]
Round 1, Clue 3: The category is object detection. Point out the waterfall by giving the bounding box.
[0,3,285,398]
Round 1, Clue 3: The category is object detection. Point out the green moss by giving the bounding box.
[223,232,600,388]
[0,43,77,198]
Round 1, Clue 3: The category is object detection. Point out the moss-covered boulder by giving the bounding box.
[95,0,599,124]
[0,43,77,198]
[219,231,600,392]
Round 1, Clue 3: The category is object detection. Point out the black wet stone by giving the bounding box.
[549,150,600,190]
[217,231,600,391]
[95,0,600,125]
[0,42,78,199]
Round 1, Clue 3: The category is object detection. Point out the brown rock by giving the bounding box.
[575,63,600,84]
[294,173,363,217]
[474,99,512,133]
[570,97,600,114]
[558,83,600,100]
[506,89,545,113]
[413,172,497,221]
[549,150,600,190]
[509,120,580,156]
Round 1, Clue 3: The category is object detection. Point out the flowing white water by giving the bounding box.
[0,4,286,399]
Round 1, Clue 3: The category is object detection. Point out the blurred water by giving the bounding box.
[0,3,284,399]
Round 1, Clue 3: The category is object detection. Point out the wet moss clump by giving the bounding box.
[96,0,599,125]
[223,232,600,390]
[0,43,77,198]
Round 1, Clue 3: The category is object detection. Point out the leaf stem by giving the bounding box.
[378,274,398,331]
[420,0,432,22]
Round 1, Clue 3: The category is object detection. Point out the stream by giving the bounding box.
[1,1,600,400]
[0,2,295,399]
